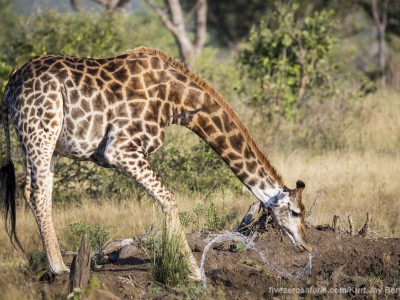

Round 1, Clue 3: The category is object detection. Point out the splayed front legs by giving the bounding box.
[109,150,202,281]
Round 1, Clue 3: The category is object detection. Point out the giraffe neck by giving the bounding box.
[171,78,285,202]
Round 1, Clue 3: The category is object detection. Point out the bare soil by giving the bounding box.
[36,227,399,299]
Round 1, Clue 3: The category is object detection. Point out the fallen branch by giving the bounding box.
[306,190,324,222]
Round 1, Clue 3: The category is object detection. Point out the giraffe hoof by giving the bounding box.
[188,268,202,282]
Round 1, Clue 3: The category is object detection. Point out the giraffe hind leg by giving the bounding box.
[16,96,68,274]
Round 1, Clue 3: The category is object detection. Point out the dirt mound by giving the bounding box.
[37,227,399,299]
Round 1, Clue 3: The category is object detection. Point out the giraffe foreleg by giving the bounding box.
[110,151,202,281]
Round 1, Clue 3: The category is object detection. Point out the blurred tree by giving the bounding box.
[358,0,400,86]
[0,0,18,50]
[70,0,130,12]
[143,0,207,65]
[207,0,270,48]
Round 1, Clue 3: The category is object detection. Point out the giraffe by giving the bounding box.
[0,46,312,281]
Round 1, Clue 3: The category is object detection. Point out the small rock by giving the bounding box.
[118,244,139,259]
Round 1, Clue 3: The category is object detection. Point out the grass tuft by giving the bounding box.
[151,226,189,287]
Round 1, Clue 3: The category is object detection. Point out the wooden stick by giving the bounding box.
[358,212,371,237]
[332,215,340,233]
[69,233,91,293]
[306,190,324,221]
[236,201,261,233]
[348,215,354,236]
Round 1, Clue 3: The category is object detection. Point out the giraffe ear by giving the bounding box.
[294,180,305,204]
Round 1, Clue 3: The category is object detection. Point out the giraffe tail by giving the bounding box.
[0,86,24,252]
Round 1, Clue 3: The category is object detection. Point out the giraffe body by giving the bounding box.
[1,47,311,279]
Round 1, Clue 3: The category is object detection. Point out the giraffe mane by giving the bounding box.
[121,46,284,187]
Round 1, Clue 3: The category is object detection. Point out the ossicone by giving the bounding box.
[296,180,305,189]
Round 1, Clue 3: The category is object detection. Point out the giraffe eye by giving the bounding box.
[290,210,300,217]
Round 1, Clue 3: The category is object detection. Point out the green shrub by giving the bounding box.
[63,221,112,252]
[179,199,237,231]
[239,2,336,120]
[152,227,189,286]
[26,250,47,275]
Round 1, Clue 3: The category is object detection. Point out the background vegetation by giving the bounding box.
[0,0,399,296]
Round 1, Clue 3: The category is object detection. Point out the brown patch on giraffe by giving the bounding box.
[48,93,58,101]
[114,67,128,82]
[33,95,45,107]
[229,134,245,153]
[246,161,257,173]
[129,102,146,119]
[71,70,84,85]
[129,76,143,90]
[145,124,159,136]
[40,73,52,83]
[116,103,128,118]
[189,81,202,90]
[126,121,143,136]
[184,90,200,109]
[81,99,91,113]
[90,115,104,139]
[50,120,59,128]
[104,89,116,104]
[95,78,105,89]
[86,67,99,76]
[100,69,112,81]
[104,61,123,73]
[143,71,159,87]
[43,81,57,93]
[84,76,95,88]
[156,84,167,101]
[247,179,258,187]
[71,107,85,119]
[197,115,217,136]
[34,64,51,77]
[43,112,55,121]
[85,59,100,68]
[171,70,187,83]
[65,79,74,88]
[168,82,185,104]
[76,120,89,139]
[93,94,104,111]
[214,135,229,151]
[75,63,85,72]
[150,57,161,69]
[81,84,92,98]
[34,80,41,90]
[69,90,80,104]
[226,152,242,161]
[144,100,161,121]
[126,59,148,74]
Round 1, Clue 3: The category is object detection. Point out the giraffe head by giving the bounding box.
[266,180,312,253]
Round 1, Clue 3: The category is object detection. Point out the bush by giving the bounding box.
[63,221,112,252]
[239,2,336,120]
[151,227,189,286]
[179,199,237,231]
